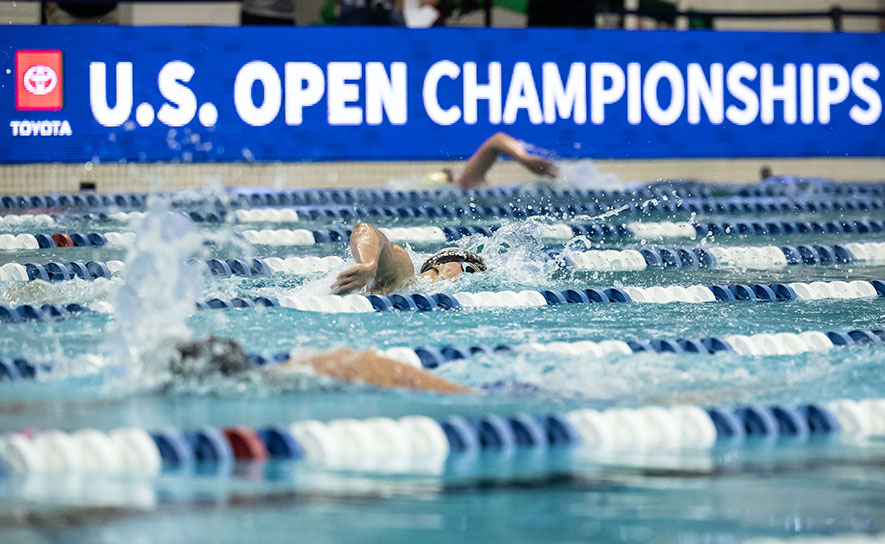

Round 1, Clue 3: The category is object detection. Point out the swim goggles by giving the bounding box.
[419,247,487,274]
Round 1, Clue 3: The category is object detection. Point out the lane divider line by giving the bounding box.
[5,279,879,322]
[1,399,883,476]
[4,327,881,381]
[5,179,884,212]
[555,241,885,271]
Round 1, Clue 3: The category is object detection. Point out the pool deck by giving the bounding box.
[1,158,884,196]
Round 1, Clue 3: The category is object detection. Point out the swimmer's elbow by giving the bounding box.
[352,221,375,235]
[488,131,513,148]
[351,221,385,243]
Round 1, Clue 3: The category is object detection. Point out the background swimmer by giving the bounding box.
[451,132,559,189]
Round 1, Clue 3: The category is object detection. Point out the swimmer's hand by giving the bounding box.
[520,156,558,178]
[331,262,376,295]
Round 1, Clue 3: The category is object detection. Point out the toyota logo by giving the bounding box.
[23,64,58,96]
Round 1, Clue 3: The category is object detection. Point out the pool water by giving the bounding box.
[0,180,884,543]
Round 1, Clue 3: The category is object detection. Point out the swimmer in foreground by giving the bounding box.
[450,132,558,189]
[330,222,486,295]
[171,336,469,394]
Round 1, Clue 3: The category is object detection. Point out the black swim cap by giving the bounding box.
[171,336,251,378]
[419,248,487,274]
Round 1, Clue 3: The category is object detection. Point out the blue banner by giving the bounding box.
[1,26,883,163]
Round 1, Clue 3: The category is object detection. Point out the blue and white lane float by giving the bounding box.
[0,260,122,282]
[192,196,885,223]
[92,242,885,278]
[5,179,883,212]
[2,280,881,321]
[3,327,881,380]
[5,235,885,284]
[268,280,884,313]
[0,255,346,282]
[227,196,885,221]
[0,231,134,250]
[5,217,885,251]
[3,179,882,212]
[366,328,885,370]
[1,399,883,475]
[191,256,345,277]
[741,180,885,197]
[0,222,750,249]
[0,184,714,212]
[0,303,106,325]
[238,222,698,246]
[5,187,885,218]
[0,233,43,250]
[3,240,884,285]
[233,219,885,246]
[0,214,55,227]
[559,241,885,271]
[12,192,885,227]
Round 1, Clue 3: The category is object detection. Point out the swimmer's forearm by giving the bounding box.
[489,132,558,179]
[333,222,411,295]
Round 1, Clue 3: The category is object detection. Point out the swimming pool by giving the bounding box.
[0,178,884,543]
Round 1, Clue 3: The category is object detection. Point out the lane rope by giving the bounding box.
[2,279,880,322]
[1,399,882,476]
[3,327,882,380]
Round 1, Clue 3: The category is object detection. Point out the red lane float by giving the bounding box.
[222,427,269,461]
[51,233,74,247]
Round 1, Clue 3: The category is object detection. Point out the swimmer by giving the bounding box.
[330,222,486,295]
[171,336,468,394]
[330,133,554,294]
[449,132,558,189]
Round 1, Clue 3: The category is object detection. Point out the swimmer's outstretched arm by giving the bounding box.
[272,349,470,394]
[331,222,415,295]
[454,132,559,190]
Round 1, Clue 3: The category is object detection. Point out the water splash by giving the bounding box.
[555,159,625,190]
[103,198,207,389]
[0,277,121,307]
[435,345,885,406]
[455,219,561,290]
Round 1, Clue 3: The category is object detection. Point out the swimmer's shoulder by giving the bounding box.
[389,243,415,276]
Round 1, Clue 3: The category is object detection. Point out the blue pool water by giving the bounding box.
[0,179,884,543]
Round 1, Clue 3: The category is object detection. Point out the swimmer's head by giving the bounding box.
[419,248,486,280]
[425,169,454,184]
[170,336,251,379]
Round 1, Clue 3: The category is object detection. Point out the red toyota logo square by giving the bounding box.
[16,50,63,111]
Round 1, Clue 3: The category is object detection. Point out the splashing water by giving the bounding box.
[0,276,121,307]
[555,159,625,190]
[456,220,560,289]
[103,199,207,389]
